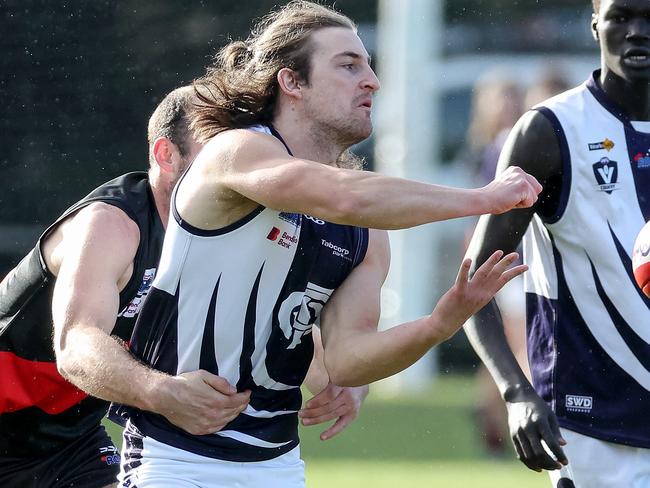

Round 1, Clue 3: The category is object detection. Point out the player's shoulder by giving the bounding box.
[496,109,562,184]
[68,201,140,245]
[200,126,290,168]
[508,110,558,156]
[521,82,585,134]
[68,172,152,225]
[533,83,585,112]
[507,83,586,175]
[204,126,286,151]
[43,200,140,275]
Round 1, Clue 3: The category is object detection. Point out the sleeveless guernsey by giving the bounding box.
[122,127,369,461]
[0,172,164,456]
[524,71,650,447]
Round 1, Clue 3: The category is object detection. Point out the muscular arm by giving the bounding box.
[463,110,567,471]
[51,203,157,406]
[178,130,541,231]
[320,230,526,387]
[52,203,249,435]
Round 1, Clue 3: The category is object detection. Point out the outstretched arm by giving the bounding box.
[180,129,542,231]
[464,109,567,471]
[319,229,527,387]
[52,203,250,435]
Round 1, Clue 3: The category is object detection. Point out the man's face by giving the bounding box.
[299,27,380,147]
[595,0,650,82]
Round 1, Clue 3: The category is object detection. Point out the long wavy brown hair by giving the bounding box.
[191,1,356,144]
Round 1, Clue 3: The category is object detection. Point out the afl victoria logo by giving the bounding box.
[592,157,619,194]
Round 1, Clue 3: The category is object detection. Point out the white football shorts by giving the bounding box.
[548,428,650,488]
[118,421,305,488]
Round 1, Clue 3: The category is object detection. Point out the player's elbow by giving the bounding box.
[318,191,370,226]
[327,368,367,387]
[55,347,76,381]
[54,328,83,382]
[324,353,367,387]
[336,194,364,223]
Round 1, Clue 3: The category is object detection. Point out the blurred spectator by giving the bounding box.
[524,69,572,109]
[466,71,524,186]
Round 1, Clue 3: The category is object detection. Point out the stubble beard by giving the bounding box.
[301,89,373,152]
[311,113,371,151]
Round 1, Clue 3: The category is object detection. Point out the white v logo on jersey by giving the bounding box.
[598,165,614,184]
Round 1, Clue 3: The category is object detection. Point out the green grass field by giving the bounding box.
[306,460,547,488]
[105,375,549,487]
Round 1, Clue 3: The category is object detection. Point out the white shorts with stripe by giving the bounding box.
[118,422,305,488]
[548,428,650,488]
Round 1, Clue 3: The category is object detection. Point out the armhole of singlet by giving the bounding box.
[170,125,295,237]
[37,197,140,279]
[352,227,369,267]
[535,107,572,225]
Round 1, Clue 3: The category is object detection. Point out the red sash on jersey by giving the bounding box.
[0,351,87,414]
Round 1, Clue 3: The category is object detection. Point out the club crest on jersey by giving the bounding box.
[118,268,156,318]
[592,158,619,193]
[278,282,333,349]
[588,138,615,152]
[634,151,650,168]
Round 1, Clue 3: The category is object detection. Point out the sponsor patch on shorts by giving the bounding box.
[99,445,121,465]
[565,394,593,413]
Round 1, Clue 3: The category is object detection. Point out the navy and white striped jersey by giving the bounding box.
[523,71,650,447]
[122,127,368,461]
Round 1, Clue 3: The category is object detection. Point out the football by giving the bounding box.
[633,221,650,297]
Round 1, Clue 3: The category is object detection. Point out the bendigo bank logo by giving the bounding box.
[267,226,298,249]
[592,157,619,194]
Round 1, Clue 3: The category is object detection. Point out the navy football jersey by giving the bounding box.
[122,127,369,461]
[524,71,650,447]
